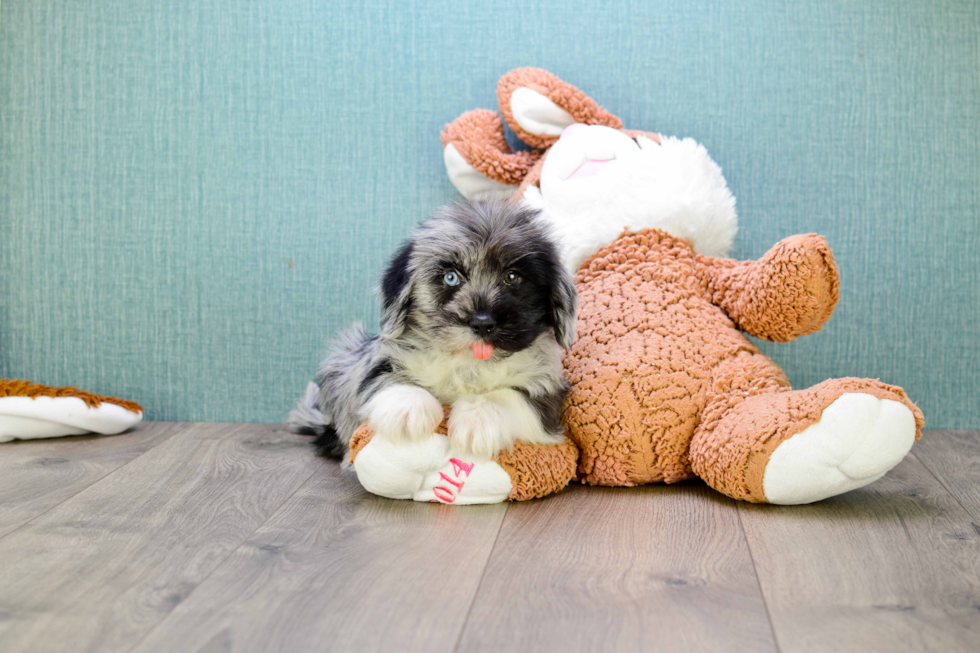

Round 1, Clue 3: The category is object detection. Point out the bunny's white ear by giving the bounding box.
[496,68,622,149]
[440,109,541,201]
[443,144,518,200]
[509,88,576,136]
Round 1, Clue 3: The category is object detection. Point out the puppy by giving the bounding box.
[288,199,578,461]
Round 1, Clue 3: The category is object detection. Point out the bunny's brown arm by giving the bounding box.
[441,109,541,186]
[694,234,840,342]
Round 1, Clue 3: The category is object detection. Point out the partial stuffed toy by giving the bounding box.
[354,67,923,505]
[349,407,578,504]
[0,379,143,443]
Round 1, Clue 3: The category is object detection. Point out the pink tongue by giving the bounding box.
[470,342,494,360]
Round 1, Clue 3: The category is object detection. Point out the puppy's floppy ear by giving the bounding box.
[497,68,623,150]
[378,240,414,340]
[548,262,579,350]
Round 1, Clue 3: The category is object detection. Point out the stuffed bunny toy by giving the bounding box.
[350,67,923,505]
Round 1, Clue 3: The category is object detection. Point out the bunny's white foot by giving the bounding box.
[352,431,512,505]
[762,393,917,505]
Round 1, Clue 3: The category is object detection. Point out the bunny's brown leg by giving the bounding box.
[689,351,923,504]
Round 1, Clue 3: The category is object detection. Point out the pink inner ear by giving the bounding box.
[561,123,588,138]
[568,159,612,179]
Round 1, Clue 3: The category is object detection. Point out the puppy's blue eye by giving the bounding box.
[443,271,461,287]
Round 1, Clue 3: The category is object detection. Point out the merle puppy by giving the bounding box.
[288,199,578,460]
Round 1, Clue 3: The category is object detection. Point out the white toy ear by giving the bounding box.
[509,87,576,136]
[440,109,540,200]
[497,68,622,149]
[443,143,518,201]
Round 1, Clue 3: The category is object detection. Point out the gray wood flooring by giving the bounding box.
[0,423,977,652]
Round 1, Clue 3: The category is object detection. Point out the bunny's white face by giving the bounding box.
[538,123,640,183]
[443,78,739,273]
[524,122,739,273]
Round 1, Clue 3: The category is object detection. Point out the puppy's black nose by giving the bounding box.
[468,314,496,338]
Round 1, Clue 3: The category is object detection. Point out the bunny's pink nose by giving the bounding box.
[561,123,588,138]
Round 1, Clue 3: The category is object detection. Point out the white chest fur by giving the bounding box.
[392,334,563,403]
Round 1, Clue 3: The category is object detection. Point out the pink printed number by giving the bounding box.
[432,458,475,503]
[439,472,464,491]
[450,458,474,477]
[432,486,456,503]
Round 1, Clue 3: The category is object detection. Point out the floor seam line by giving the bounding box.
[0,423,184,545]
[123,455,328,653]
[909,450,980,523]
[452,503,509,653]
[736,502,783,653]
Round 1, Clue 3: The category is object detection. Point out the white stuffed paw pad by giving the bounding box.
[352,433,512,505]
[763,393,917,505]
[0,396,143,443]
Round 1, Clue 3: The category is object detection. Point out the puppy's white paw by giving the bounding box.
[448,395,515,460]
[364,384,443,443]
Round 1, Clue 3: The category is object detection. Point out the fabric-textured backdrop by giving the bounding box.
[1,0,977,427]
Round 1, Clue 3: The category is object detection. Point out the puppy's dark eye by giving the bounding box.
[443,270,461,287]
[503,271,522,286]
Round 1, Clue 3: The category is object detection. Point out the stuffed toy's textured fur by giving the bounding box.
[565,229,923,501]
[0,379,143,442]
[348,67,923,505]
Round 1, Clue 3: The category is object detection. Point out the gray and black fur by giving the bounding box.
[287,199,578,458]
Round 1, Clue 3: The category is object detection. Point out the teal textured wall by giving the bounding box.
[1,1,978,427]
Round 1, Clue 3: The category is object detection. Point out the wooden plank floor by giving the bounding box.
[0,424,977,653]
